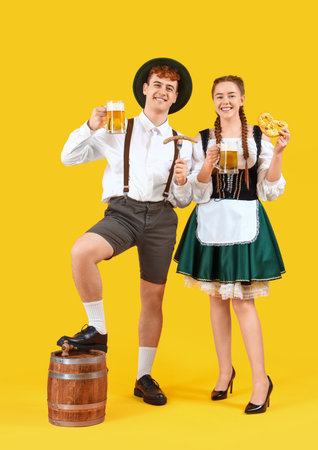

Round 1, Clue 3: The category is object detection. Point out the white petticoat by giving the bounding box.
[184,276,269,300]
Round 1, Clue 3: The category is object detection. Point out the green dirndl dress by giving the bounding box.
[174,126,285,299]
[174,200,285,284]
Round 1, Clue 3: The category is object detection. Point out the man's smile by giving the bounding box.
[154,96,167,103]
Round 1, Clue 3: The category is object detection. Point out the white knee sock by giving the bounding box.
[83,300,107,335]
[137,347,157,380]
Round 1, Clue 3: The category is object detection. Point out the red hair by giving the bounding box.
[212,75,245,97]
[147,65,180,85]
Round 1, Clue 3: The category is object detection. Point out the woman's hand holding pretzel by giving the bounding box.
[274,128,290,155]
[266,127,290,182]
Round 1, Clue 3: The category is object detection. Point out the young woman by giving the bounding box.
[174,75,290,414]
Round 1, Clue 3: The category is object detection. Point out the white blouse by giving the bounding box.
[193,137,286,245]
[193,137,286,202]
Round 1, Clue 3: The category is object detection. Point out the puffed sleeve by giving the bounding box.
[257,140,286,201]
[187,139,213,203]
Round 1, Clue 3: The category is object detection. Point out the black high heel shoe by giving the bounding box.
[211,367,236,401]
[244,376,273,414]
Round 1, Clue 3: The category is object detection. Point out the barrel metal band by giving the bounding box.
[49,370,106,380]
[48,416,105,427]
[48,400,106,410]
[50,355,105,365]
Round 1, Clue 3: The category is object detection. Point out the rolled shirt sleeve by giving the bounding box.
[171,179,192,208]
[61,121,106,165]
[257,140,286,201]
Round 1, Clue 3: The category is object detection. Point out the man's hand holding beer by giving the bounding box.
[88,107,107,131]
[174,159,188,186]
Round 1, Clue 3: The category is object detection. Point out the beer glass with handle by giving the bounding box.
[105,101,126,134]
[215,140,239,174]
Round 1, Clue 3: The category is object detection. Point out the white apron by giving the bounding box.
[196,199,259,246]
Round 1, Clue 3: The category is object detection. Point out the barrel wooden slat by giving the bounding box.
[47,350,107,427]
[49,404,105,421]
[50,363,106,373]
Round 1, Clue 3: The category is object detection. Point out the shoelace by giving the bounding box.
[142,375,160,389]
[79,324,89,334]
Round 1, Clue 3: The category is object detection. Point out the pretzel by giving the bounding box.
[258,113,288,137]
[163,135,198,145]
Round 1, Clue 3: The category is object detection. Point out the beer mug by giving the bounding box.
[215,141,239,174]
[105,101,125,134]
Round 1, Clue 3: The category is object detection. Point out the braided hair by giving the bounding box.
[212,75,250,189]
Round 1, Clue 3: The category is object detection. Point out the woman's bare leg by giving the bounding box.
[209,295,233,390]
[232,298,269,404]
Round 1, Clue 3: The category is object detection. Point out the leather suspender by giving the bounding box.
[123,119,179,199]
[123,118,134,194]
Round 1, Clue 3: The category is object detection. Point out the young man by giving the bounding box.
[57,58,206,406]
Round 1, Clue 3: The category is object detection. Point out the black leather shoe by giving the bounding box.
[245,376,273,414]
[57,325,108,353]
[134,375,167,406]
[211,367,236,401]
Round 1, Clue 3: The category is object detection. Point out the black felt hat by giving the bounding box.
[133,57,192,114]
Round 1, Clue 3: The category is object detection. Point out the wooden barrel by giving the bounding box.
[47,350,107,427]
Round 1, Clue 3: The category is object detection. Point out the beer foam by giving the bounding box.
[106,101,124,111]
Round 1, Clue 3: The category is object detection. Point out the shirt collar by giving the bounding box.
[138,111,171,137]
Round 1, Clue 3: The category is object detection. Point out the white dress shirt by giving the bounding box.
[61,111,210,207]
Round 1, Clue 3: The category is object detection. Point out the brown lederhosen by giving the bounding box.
[87,118,180,284]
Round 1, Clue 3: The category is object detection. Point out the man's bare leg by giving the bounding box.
[71,232,114,302]
[57,232,113,351]
[139,279,165,347]
[134,279,167,405]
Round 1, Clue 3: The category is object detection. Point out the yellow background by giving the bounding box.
[1,0,317,448]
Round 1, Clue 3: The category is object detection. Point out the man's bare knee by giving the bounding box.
[140,279,165,308]
[71,232,114,264]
